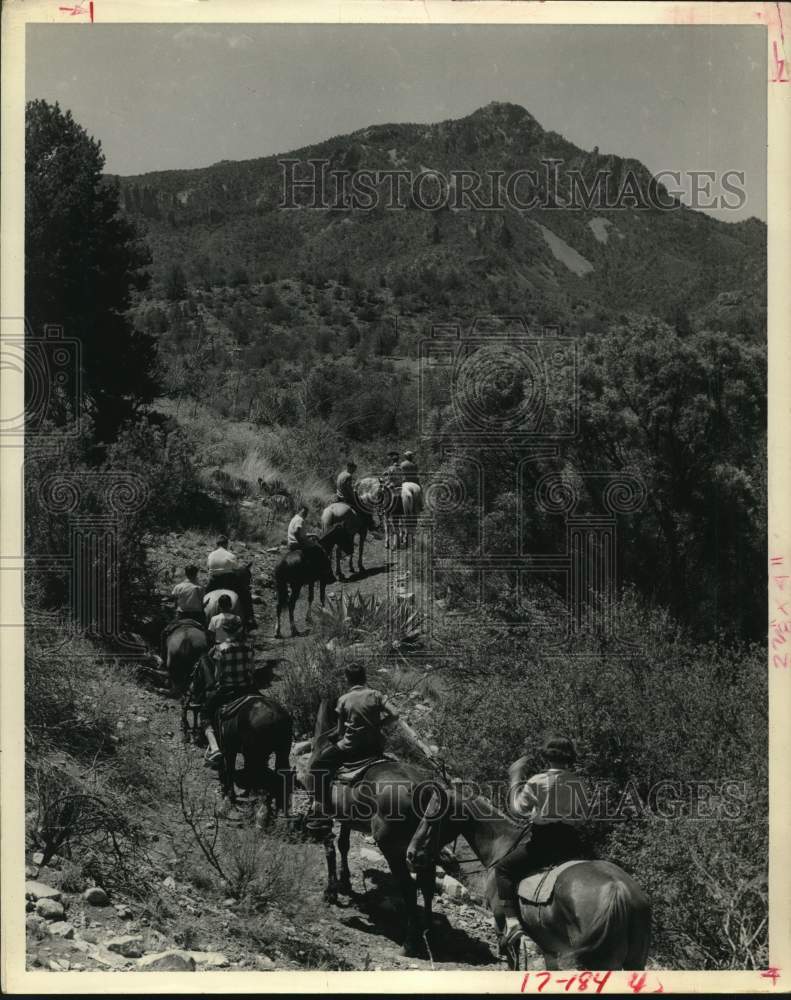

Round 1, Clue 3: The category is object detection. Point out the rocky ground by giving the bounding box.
[25,521,539,974]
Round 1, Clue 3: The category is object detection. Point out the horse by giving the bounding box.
[357,476,403,550]
[203,589,240,620]
[205,561,254,627]
[320,502,370,578]
[406,784,651,970]
[165,621,208,693]
[400,482,423,546]
[273,525,351,638]
[184,660,294,815]
[218,695,294,813]
[306,698,441,956]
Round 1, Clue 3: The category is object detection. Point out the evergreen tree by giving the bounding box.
[25,100,158,440]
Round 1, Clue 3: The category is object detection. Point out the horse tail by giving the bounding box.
[565,879,632,970]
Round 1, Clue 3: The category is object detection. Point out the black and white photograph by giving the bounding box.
[2,1,789,993]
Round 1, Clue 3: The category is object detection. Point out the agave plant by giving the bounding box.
[315,590,421,646]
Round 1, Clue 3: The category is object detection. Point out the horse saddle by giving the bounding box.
[218,693,263,724]
[334,753,397,787]
[164,617,204,638]
[518,859,587,905]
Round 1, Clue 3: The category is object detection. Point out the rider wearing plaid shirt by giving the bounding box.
[204,618,254,712]
[201,618,255,764]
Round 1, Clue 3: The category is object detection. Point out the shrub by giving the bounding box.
[428,593,767,968]
[277,643,343,737]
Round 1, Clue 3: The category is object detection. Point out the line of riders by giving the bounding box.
[165,449,421,765]
[162,451,603,960]
[285,449,421,555]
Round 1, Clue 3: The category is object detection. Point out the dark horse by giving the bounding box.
[307,699,441,956]
[217,695,294,814]
[185,660,294,815]
[165,621,208,693]
[273,525,352,638]
[407,784,651,970]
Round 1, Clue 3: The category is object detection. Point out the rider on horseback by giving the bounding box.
[207,535,256,631]
[287,505,319,551]
[207,593,243,646]
[201,617,256,766]
[336,460,374,532]
[171,564,205,626]
[496,736,589,954]
[400,450,420,486]
[335,462,358,507]
[309,662,400,817]
[383,451,403,489]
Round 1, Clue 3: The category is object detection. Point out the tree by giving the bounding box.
[25,100,158,441]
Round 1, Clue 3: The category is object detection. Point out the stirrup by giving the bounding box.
[500,924,525,954]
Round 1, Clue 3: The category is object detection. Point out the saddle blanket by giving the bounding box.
[335,753,397,786]
[518,859,587,905]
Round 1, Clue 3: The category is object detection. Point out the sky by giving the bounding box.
[26,23,767,222]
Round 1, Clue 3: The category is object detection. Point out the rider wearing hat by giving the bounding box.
[495,736,589,953]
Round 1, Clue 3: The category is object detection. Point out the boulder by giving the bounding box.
[84,886,109,906]
[49,921,75,939]
[25,880,62,902]
[439,874,470,901]
[187,950,230,968]
[106,935,144,958]
[25,914,49,939]
[359,847,385,866]
[35,898,65,921]
[137,950,196,972]
[255,954,275,969]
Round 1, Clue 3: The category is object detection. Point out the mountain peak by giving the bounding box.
[467,101,541,127]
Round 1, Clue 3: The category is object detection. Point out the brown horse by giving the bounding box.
[407,784,651,970]
[307,699,440,956]
[165,621,208,693]
[273,525,351,638]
